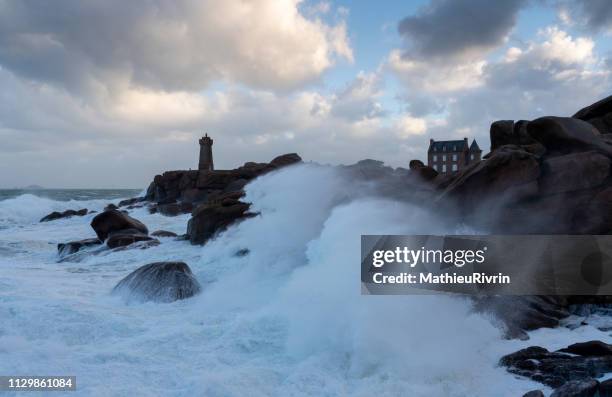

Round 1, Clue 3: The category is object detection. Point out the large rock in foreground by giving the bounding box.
[90,209,149,241]
[112,262,201,303]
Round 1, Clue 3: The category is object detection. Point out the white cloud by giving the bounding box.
[530,26,595,66]
[388,24,610,158]
[388,50,486,93]
[0,0,353,94]
[395,115,427,138]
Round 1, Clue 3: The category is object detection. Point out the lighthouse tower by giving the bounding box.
[198,134,214,171]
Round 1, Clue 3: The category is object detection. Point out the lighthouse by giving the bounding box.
[198,134,214,171]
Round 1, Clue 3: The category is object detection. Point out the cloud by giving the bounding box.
[397,0,525,60]
[0,0,352,95]
[0,66,427,187]
[329,71,385,121]
[395,115,428,138]
[389,24,610,154]
[560,0,612,33]
[388,49,486,93]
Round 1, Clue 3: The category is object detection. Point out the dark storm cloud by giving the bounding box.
[564,0,612,32]
[398,0,526,59]
[0,1,146,93]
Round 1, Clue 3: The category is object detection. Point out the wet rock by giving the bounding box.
[106,230,158,249]
[500,345,612,388]
[40,208,88,222]
[90,209,149,241]
[523,391,544,397]
[112,261,201,303]
[539,151,610,195]
[157,201,193,217]
[475,296,568,334]
[550,379,599,397]
[187,196,255,245]
[150,230,178,238]
[559,341,612,357]
[110,239,160,251]
[57,238,102,257]
[104,203,118,211]
[118,197,144,207]
[599,379,612,396]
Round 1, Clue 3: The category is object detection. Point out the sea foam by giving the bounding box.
[1,164,606,396]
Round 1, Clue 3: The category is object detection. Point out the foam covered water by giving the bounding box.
[0,165,609,396]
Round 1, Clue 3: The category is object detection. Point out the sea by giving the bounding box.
[0,164,609,396]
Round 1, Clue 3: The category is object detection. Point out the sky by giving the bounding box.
[0,0,611,188]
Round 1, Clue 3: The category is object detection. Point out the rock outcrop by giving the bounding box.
[522,391,544,397]
[573,94,612,134]
[187,192,255,245]
[150,230,178,238]
[40,208,88,222]
[142,153,301,243]
[559,341,612,357]
[500,342,612,389]
[57,238,102,258]
[550,380,600,397]
[143,153,302,217]
[112,261,201,303]
[90,210,149,241]
[439,113,612,235]
[410,96,612,339]
[106,229,159,249]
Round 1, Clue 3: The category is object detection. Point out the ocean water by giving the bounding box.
[0,165,609,396]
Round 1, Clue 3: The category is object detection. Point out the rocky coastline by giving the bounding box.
[40,95,612,396]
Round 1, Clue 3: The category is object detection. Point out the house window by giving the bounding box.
[432,164,437,171]
[452,164,457,171]
[452,154,457,161]
[442,154,447,161]
[433,155,437,161]
[470,154,475,160]
[442,164,447,173]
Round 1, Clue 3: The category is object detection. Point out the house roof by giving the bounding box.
[469,139,481,152]
[428,139,467,153]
